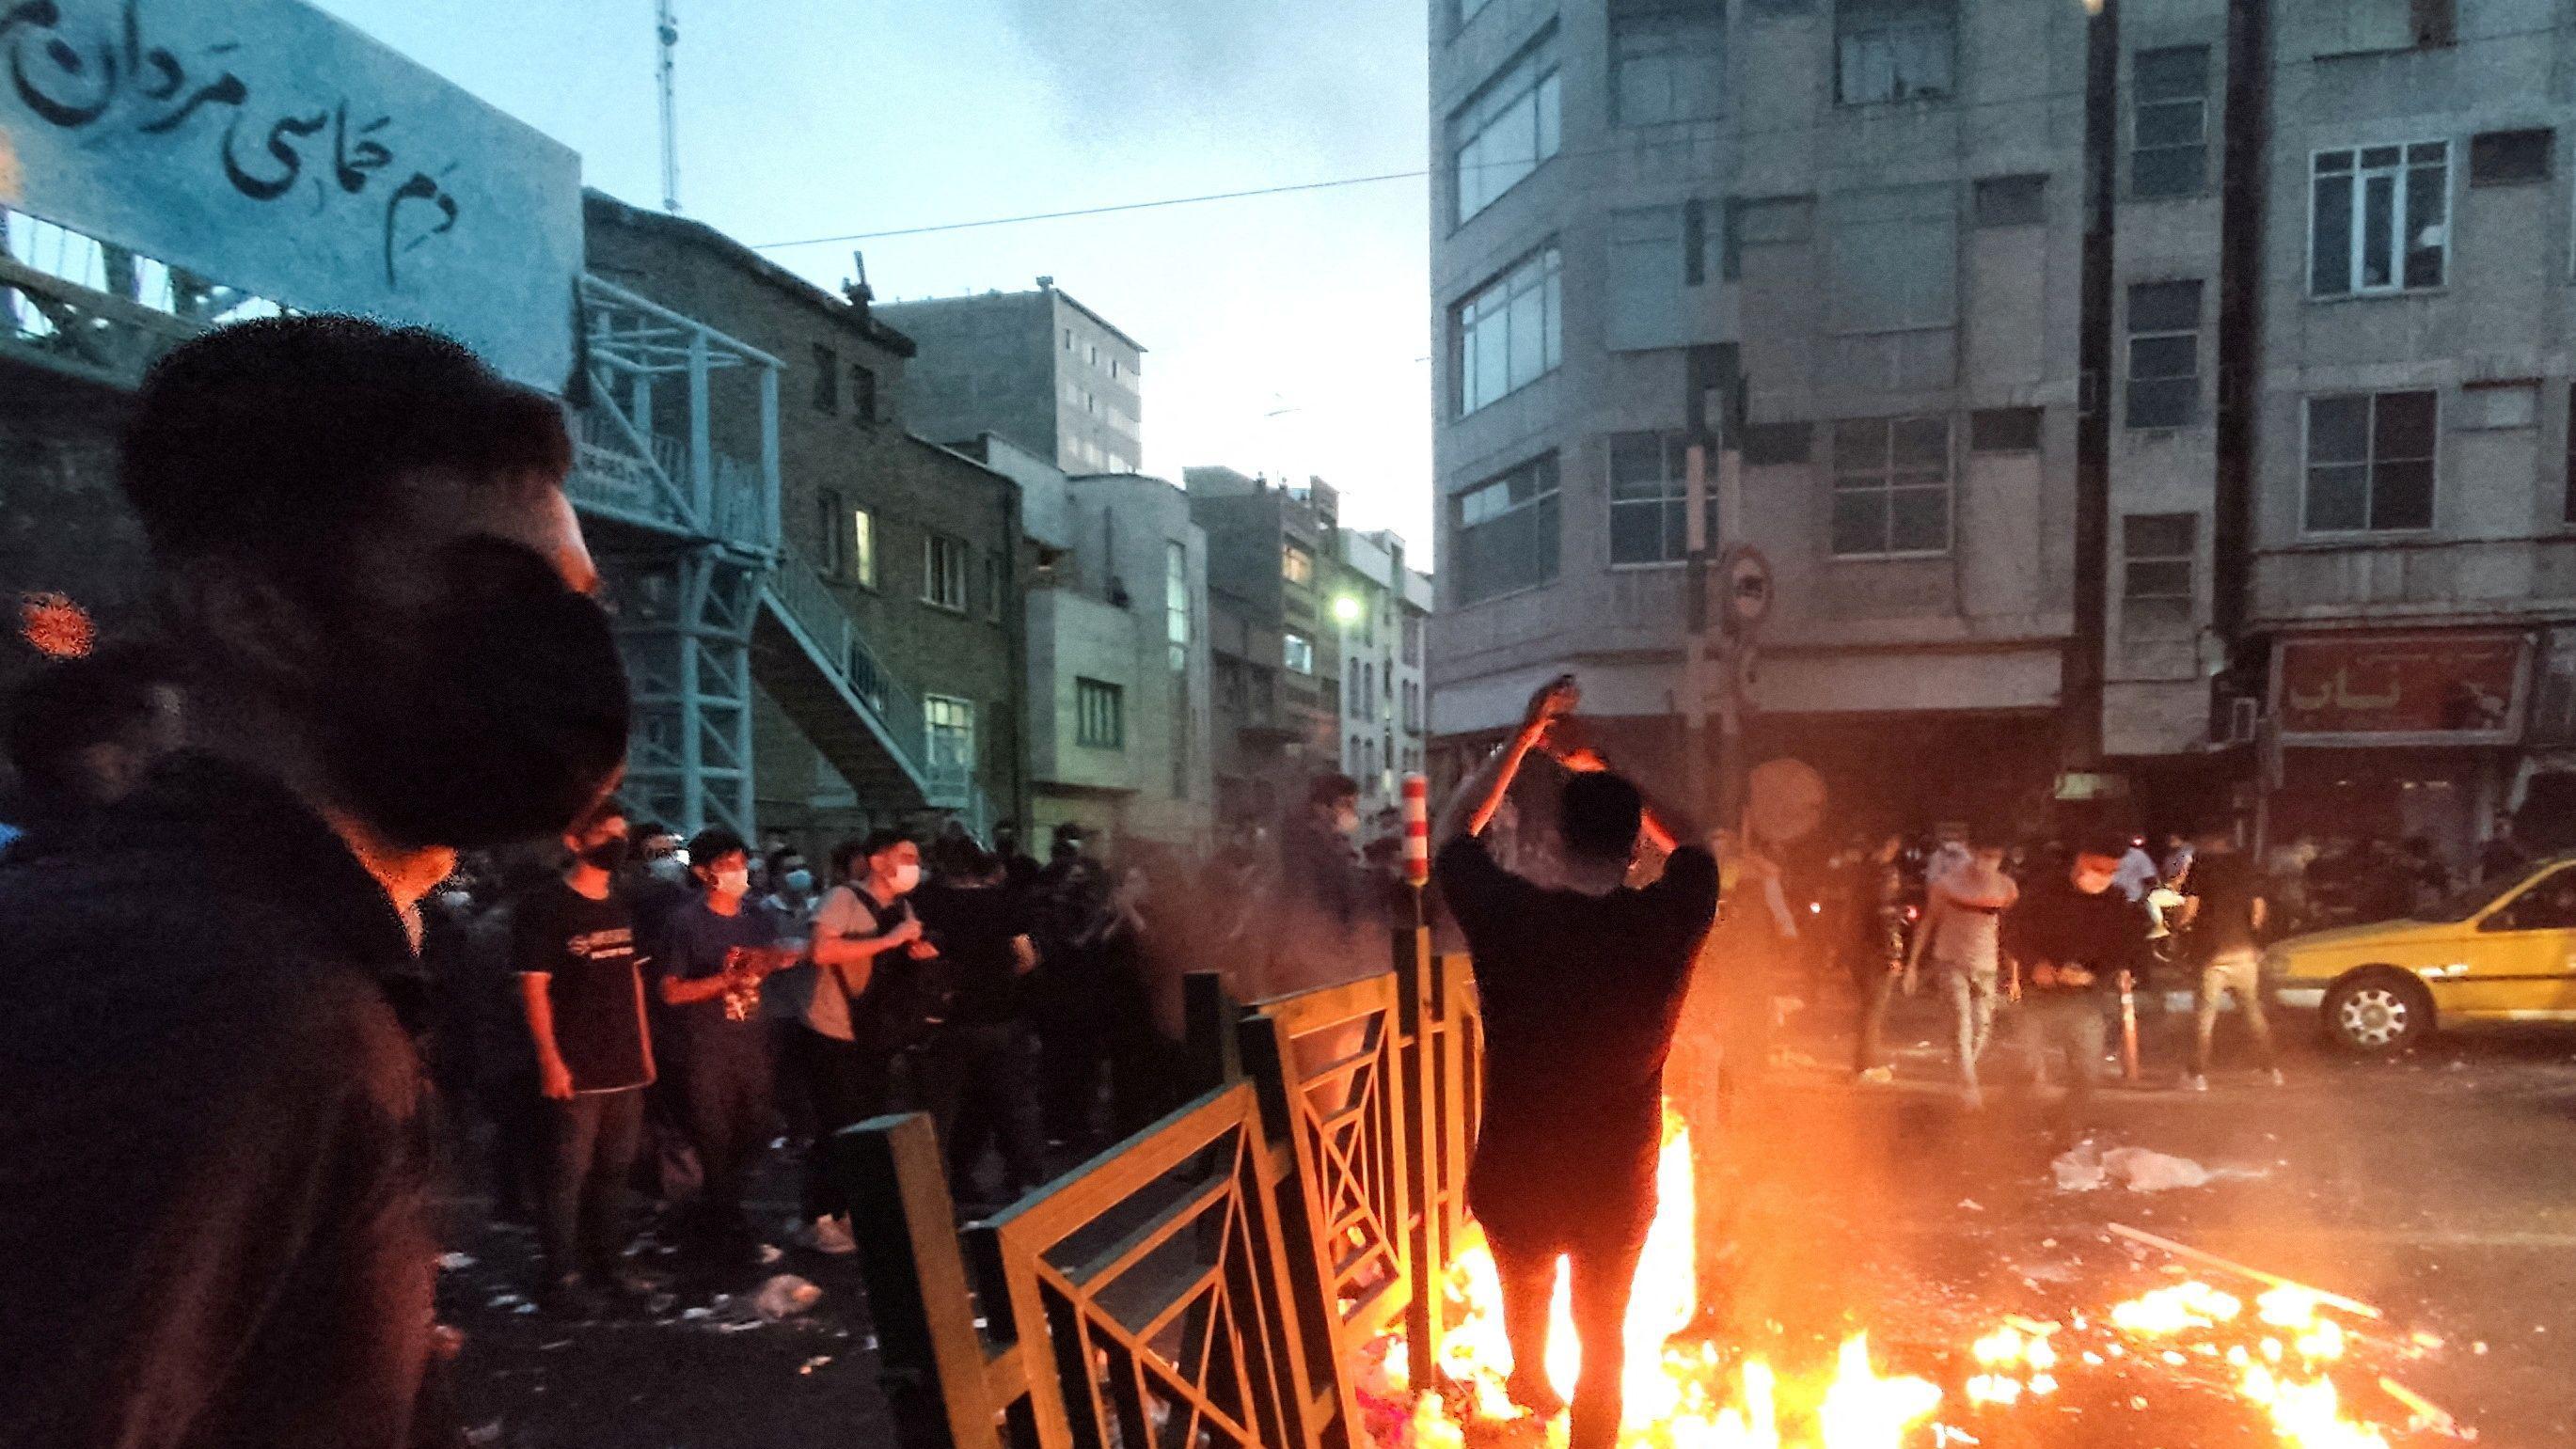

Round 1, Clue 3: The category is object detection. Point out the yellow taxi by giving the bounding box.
[2269,856,2576,1053]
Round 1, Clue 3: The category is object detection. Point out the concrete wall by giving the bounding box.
[877,287,1145,475]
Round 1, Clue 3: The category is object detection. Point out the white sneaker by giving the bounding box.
[2267,1068,2287,1088]
[1857,1066,1895,1085]
[795,1216,856,1256]
[2183,1074,2209,1093]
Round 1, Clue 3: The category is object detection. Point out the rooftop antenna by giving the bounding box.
[656,0,681,213]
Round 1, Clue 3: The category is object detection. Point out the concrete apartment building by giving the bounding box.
[960,433,1217,853]
[1430,0,2576,862]
[585,194,1028,848]
[1429,0,2094,833]
[1335,529,1438,818]
[1185,467,1348,830]
[877,283,1146,475]
[2098,0,2576,861]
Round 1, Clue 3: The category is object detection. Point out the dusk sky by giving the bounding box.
[313,0,1439,555]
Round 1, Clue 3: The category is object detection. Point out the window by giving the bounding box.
[1164,540,1190,671]
[2126,280,2203,429]
[2130,46,2209,198]
[851,365,877,424]
[1449,28,1561,224]
[2122,513,2196,630]
[2566,385,2576,524]
[851,507,877,589]
[1724,195,1813,282]
[1973,174,2047,228]
[1607,432,1717,565]
[1969,407,2042,452]
[924,533,971,609]
[811,344,840,413]
[984,555,1004,622]
[2470,128,2552,186]
[1607,207,1689,352]
[2304,391,2436,532]
[817,490,846,575]
[1348,658,1363,715]
[1831,417,1952,557]
[1453,452,1560,604]
[2311,143,2448,297]
[1402,612,1423,666]
[1741,421,1812,465]
[1283,631,1316,675]
[1283,543,1315,585]
[1835,0,1953,105]
[1363,662,1377,716]
[1075,679,1125,749]
[2319,0,2453,53]
[1455,244,1562,415]
[1826,184,1955,336]
[925,696,975,778]
[1612,7,1724,127]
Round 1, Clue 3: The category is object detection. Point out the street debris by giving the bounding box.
[438,1252,477,1271]
[753,1273,823,1320]
[2052,1142,2264,1192]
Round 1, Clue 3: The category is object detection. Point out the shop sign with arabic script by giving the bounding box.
[0,0,579,390]
[2272,631,2529,745]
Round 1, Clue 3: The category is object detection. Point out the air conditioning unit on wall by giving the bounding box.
[2210,693,2261,748]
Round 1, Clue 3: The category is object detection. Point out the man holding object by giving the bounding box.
[1433,675,1720,1449]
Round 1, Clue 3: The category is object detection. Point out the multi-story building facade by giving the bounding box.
[877,282,1146,475]
[1429,0,2094,836]
[1430,0,2576,865]
[1334,528,1437,817]
[960,433,1217,853]
[586,194,1028,849]
[1185,467,1347,831]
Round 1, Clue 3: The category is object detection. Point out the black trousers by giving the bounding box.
[1482,1199,1651,1449]
[540,1087,644,1282]
[920,1021,1047,1201]
[677,1037,772,1241]
[779,1024,890,1221]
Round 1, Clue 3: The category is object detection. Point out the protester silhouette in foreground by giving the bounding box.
[1431,674,1719,1449]
[0,316,631,1449]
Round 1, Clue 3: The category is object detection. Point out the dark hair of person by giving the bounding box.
[119,315,570,575]
[687,827,748,872]
[2076,830,2132,864]
[1307,772,1360,810]
[765,845,805,877]
[1560,772,1645,864]
[572,795,628,836]
[859,827,912,865]
[4,641,184,792]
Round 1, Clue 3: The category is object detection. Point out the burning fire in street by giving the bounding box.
[1360,1112,2467,1449]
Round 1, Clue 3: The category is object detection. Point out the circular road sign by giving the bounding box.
[1719,545,1774,629]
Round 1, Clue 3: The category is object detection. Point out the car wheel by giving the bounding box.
[2322,972,2430,1056]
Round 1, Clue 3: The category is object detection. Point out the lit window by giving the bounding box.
[851,508,877,588]
[1283,543,1316,585]
[1283,631,1316,675]
[1164,540,1191,672]
[925,696,975,779]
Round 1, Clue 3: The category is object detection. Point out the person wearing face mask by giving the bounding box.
[0,317,629,1449]
[912,843,1044,1211]
[2002,832,2153,1124]
[652,828,800,1268]
[762,846,819,929]
[513,800,656,1313]
[772,830,934,1254]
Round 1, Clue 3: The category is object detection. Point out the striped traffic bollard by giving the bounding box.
[1401,774,1430,888]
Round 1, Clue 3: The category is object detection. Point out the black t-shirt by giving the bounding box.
[1435,837,1720,1209]
[512,878,653,1092]
[2005,874,2150,993]
[913,880,1033,1023]
[2184,851,2265,958]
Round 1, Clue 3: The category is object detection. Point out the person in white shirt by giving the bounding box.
[1904,835,2021,1109]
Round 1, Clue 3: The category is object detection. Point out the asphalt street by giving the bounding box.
[437,995,2576,1448]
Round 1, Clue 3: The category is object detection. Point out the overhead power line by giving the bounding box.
[750,17,2570,252]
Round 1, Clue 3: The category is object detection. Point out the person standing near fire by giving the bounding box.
[1432,675,1718,1449]
[2003,834,2152,1124]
